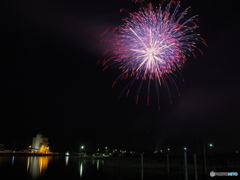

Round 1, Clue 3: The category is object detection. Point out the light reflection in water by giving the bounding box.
[79,162,83,178]
[97,160,99,171]
[11,156,15,165]
[27,156,51,179]
[78,159,103,178]
[65,156,69,166]
[0,156,105,179]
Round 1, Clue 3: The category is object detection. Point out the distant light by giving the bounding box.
[209,144,213,147]
[184,147,187,151]
[167,148,170,151]
[160,150,163,153]
[81,146,84,149]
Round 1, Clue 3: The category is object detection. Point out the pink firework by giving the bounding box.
[101,1,206,110]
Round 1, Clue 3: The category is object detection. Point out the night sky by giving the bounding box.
[1,0,240,153]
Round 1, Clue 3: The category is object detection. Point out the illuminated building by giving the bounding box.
[31,133,50,153]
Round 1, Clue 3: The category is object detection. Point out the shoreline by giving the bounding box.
[0,151,59,156]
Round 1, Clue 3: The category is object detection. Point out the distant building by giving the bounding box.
[0,144,4,151]
[31,133,50,153]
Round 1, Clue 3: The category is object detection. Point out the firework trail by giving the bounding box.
[100,0,206,110]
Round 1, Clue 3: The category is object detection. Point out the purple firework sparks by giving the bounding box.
[101,1,207,110]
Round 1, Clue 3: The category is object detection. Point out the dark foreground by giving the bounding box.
[0,152,239,180]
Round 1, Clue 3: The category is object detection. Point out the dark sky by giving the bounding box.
[1,0,240,153]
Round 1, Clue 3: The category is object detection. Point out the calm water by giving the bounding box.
[0,156,107,180]
[1,155,235,180]
[0,155,178,180]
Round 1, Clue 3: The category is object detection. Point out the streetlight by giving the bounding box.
[80,145,84,153]
[209,143,213,154]
[184,147,187,151]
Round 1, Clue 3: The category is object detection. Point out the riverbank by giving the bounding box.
[0,150,59,156]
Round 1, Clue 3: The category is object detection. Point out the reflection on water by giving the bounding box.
[2,155,231,180]
[12,156,15,165]
[0,156,104,180]
[78,159,101,178]
[97,159,99,170]
[78,159,104,179]
[65,156,69,166]
[27,156,52,179]
[65,156,104,179]
[80,161,83,178]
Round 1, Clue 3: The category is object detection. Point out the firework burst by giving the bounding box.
[100,1,206,110]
